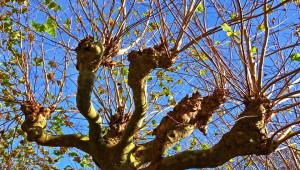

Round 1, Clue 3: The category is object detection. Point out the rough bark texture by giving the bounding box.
[20,39,279,170]
[20,101,90,152]
[144,97,275,170]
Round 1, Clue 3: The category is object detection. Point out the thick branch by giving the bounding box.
[75,38,104,143]
[145,97,276,170]
[195,88,230,135]
[150,92,201,163]
[146,141,238,170]
[132,141,154,169]
[27,127,90,152]
[20,102,90,152]
[150,89,229,164]
[118,47,175,157]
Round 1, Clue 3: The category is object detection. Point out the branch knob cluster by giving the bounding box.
[75,37,104,72]
[20,101,52,141]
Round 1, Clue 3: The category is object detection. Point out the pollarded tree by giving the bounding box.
[0,0,300,169]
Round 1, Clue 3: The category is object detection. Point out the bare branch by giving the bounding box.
[273,102,300,114]
[117,7,152,55]
[275,131,300,147]
[173,0,196,51]
[262,68,300,94]
[271,119,300,141]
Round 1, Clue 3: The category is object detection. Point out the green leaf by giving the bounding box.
[177,80,183,84]
[133,29,140,35]
[47,1,61,12]
[33,57,43,66]
[196,3,203,13]
[103,128,109,136]
[147,76,153,82]
[143,11,149,17]
[149,22,159,31]
[19,77,25,84]
[68,152,77,157]
[227,31,234,37]
[44,0,51,5]
[290,53,300,61]
[112,69,118,76]
[151,120,156,126]
[53,149,61,156]
[257,24,265,31]
[80,159,89,167]
[22,0,29,6]
[76,16,82,23]
[120,67,129,76]
[48,2,56,9]
[169,38,175,43]
[163,150,170,157]
[192,87,196,92]
[45,17,56,37]
[48,61,57,67]
[63,18,71,29]
[190,137,197,146]
[168,97,176,105]
[200,68,207,76]
[221,23,237,37]
[48,28,56,37]
[31,21,47,33]
[200,143,210,150]
[165,75,173,83]
[199,53,208,60]
[55,5,62,12]
[251,46,257,54]
[230,13,237,19]
[1,79,12,86]
[173,144,181,151]
[221,23,232,33]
